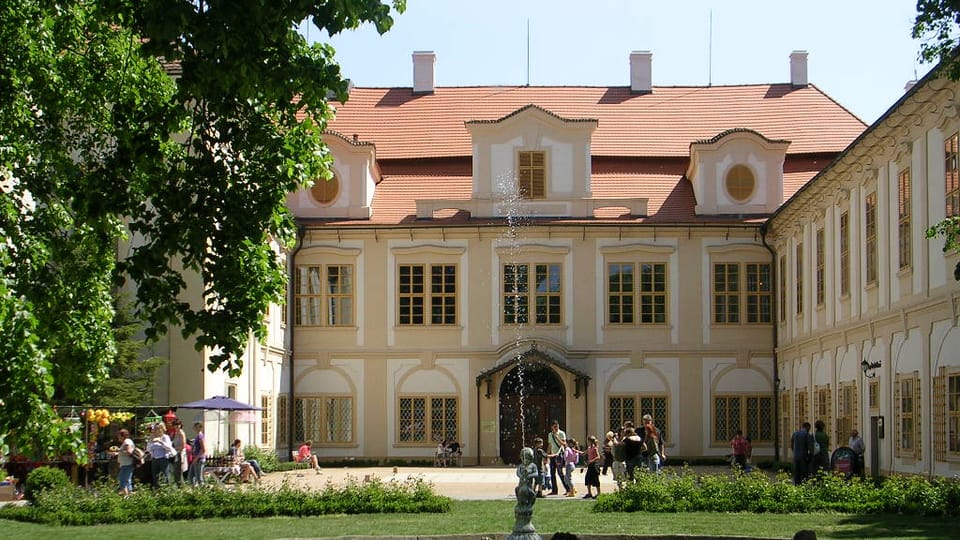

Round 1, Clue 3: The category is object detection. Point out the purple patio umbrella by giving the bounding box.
[177,396,262,451]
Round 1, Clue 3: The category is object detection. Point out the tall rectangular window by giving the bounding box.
[398,396,458,444]
[295,396,354,445]
[865,193,878,284]
[608,262,667,324]
[503,263,561,325]
[894,372,921,457]
[947,132,959,218]
[836,383,858,444]
[898,168,912,269]
[796,243,803,315]
[713,262,771,324]
[949,374,960,454]
[277,395,288,446]
[815,229,825,306]
[295,265,354,326]
[839,212,850,295]
[607,263,634,324]
[713,395,773,443]
[260,394,273,447]
[518,151,546,199]
[399,264,457,325]
[778,256,786,322]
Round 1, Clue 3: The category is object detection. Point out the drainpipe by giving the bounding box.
[583,378,589,441]
[288,226,306,458]
[475,379,482,466]
[760,223,781,462]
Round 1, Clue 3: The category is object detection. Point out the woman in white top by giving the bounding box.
[147,423,177,489]
[114,428,136,495]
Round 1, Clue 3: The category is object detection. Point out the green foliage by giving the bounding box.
[0,475,450,526]
[927,216,960,280]
[242,445,279,472]
[0,0,404,458]
[594,467,960,516]
[914,1,960,82]
[23,466,70,503]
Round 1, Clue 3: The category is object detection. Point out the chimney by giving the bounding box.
[413,51,436,94]
[630,51,653,94]
[904,80,918,93]
[790,50,808,88]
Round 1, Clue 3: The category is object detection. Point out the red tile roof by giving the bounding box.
[325,85,865,159]
[301,84,864,225]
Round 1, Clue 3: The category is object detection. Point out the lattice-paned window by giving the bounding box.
[779,256,787,322]
[277,394,288,446]
[942,370,960,459]
[260,394,273,447]
[609,395,669,440]
[898,168,912,269]
[797,390,809,422]
[796,243,804,315]
[894,372,921,458]
[839,212,850,295]
[503,263,561,325]
[295,396,354,445]
[836,382,857,445]
[865,193,878,284]
[607,263,634,324]
[815,229,825,306]
[934,368,948,461]
[398,396,458,444]
[518,151,546,199]
[608,396,636,429]
[714,395,773,443]
[815,385,833,441]
[398,264,457,325]
[946,132,959,218]
[780,390,793,456]
[869,380,880,411]
[295,265,354,326]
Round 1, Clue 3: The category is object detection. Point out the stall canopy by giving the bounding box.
[177,396,262,411]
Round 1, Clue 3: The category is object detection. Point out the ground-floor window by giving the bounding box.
[935,369,960,460]
[713,394,773,444]
[895,372,920,458]
[295,395,354,445]
[260,394,273,447]
[608,395,668,437]
[277,395,288,446]
[398,396,458,445]
[835,382,857,446]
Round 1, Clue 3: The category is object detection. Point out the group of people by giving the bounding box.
[790,420,866,484]
[527,416,665,500]
[112,416,264,494]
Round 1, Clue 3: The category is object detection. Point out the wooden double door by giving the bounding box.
[498,362,565,465]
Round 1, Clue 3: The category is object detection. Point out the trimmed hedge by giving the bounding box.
[595,466,960,516]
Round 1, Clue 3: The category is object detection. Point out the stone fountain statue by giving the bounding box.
[506,446,542,540]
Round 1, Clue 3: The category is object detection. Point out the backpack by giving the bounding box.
[813,440,821,455]
[131,447,145,465]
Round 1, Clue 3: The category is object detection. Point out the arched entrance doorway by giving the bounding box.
[498,362,565,464]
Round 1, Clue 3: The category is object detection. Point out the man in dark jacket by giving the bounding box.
[790,421,814,485]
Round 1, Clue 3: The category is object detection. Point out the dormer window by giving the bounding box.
[725,164,755,202]
[311,173,340,206]
[518,151,546,199]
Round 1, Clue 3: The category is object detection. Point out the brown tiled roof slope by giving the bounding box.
[325,85,864,159]
[307,84,865,225]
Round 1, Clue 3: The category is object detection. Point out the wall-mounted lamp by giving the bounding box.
[861,358,881,378]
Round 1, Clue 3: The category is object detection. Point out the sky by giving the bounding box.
[306,0,932,126]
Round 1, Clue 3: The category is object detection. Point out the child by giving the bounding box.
[532,437,548,497]
[563,438,582,497]
[583,435,601,498]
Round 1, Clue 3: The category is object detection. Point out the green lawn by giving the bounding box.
[1,499,955,540]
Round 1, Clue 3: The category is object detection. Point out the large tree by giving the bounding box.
[915,2,960,278]
[0,0,404,459]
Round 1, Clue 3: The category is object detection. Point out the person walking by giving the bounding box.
[790,421,814,485]
[730,430,750,470]
[621,425,645,480]
[562,438,581,497]
[147,423,176,489]
[813,420,831,475]
[187,422,208,486]
[601,431,615,476]
[582,435,601,498]
[113,428,136,495]
[169,418,187,486]
[545,420,568,495]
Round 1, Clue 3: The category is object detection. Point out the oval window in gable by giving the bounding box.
[725,164,755,202]
[310,173,340,205]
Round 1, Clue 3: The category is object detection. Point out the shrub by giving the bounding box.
[23,466,70,503]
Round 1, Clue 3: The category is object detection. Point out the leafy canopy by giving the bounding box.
[0,0,404,459]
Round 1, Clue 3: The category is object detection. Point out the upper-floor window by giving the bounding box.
[795,243,803,315]
[725,164,755,202]
[947,132,959,218]
[398,264,457,325]
[295,264,354,326]
[898,168,912,269]
[839,212,850,295]
[815,229,825,306]
[865,193,878,284]
[503,263,561,325]
[607,262,667,324]
[517,151,546,199]
[713,262,771,324]
[778,256,786,322]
